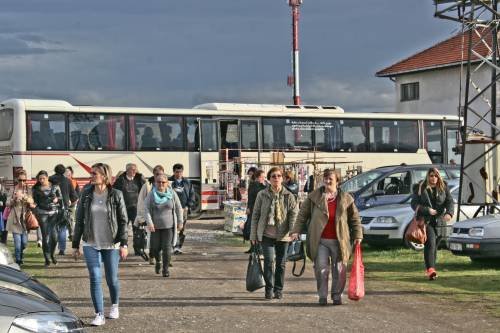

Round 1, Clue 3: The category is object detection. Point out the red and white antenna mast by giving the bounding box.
[287,0,303,105]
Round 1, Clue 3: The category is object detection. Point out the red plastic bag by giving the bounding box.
[348,242,365,301]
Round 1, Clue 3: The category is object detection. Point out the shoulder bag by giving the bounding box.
[405,206,427,244]
[286,238,306,277]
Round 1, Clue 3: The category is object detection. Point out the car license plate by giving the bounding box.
[449,243,462,251]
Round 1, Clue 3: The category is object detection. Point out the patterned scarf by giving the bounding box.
[267,187,284,226]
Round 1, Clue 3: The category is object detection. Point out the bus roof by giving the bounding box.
[1,98,460,120]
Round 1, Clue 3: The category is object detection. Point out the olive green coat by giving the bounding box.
[250,187,298,242]
[291,187,363,264]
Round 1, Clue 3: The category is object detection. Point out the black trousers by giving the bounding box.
[150,228,174,272]
[175,208,188,249]
[37,212,59,261]
[424,223,439,269]
[261,236,289,293]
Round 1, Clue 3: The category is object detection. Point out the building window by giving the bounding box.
[401,82,419,101]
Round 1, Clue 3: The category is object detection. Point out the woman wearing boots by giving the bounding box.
[411,168,453,280]
[145,174,184,277]
[32,170,63,267]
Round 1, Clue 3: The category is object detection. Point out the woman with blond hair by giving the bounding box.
[291,168,362,306]
[72,163,128,326]
[411,167,453,280]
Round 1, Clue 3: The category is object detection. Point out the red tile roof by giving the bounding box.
[376,29,492,77]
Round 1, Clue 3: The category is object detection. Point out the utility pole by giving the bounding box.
[435,0,500,218]
[287,0,303,105]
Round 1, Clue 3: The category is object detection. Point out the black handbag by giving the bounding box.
[246,247,265,292]
[287,239,306,277]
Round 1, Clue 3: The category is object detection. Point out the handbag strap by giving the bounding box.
[292,257,306,277]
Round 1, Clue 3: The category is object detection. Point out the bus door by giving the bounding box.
[199,119,221,211]
[444,122,460,165]
[218,119,240,201]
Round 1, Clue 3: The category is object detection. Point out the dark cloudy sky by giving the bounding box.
[0,0,457,112]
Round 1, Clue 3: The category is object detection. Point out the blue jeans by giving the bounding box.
[261,236,289,293]
[57,225,67,252]
[12,232,28,263]
[83,246,120,314]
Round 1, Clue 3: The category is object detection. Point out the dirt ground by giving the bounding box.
[33,219,500,333]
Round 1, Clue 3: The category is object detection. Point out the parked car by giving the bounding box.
[360,181,484,251]
[449,214,500,262]
[0,287,84,332]
[341,163,460,211]
[0,244,19,270]
[0,264,60,303]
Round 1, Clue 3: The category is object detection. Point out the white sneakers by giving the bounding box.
[90,305,119,326]
[108,304,119,319]
[174,247,183,255]
[91,313,105,326]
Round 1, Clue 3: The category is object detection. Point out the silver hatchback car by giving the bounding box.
[360,182,483,250]
[448,214,500,262]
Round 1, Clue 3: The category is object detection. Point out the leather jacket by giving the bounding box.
[72,185,129,248]
[32,184,64,212]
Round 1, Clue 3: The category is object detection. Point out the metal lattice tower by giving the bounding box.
[435,0,499,218]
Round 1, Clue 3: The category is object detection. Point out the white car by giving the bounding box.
[360,184,483,251]
[448,214,500,262]
[0,244,19,270]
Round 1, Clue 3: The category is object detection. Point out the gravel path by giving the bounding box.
[33,219,500,333]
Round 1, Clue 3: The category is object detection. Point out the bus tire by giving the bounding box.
[188,183,202,220]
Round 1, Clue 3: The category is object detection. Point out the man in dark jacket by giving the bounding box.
[113,163,145,256]
[113,163,145,223]
[169,163,195,254]
[50,164,78,255]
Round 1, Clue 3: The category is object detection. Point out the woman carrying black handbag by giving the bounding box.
[250,167,298,300]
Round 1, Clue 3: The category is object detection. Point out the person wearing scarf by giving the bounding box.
[145,174,184,277]
[250,167,298,300]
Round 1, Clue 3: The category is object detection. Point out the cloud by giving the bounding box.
[0,34,69,57]
[187,77,395,113]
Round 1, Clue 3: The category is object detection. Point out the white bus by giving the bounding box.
[0,99,460,216]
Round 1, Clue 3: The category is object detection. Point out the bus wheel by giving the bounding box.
[188,187,202,220]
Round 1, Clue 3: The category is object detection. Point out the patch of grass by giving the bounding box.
[6,240,47,278]
[362,245,500,316]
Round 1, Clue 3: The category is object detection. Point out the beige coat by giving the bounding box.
[250,187,298,242]
[134,180,153,226]
[291,187,363,264]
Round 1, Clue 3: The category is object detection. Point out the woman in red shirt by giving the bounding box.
[291,169,363,306]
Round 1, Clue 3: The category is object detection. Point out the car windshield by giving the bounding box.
[341,169,385,193]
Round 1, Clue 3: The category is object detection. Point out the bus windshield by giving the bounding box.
[341,169,385,194]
